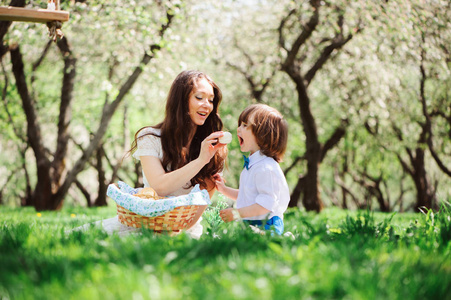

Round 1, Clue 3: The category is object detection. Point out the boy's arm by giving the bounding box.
[219,186,239,201]
[220,204,270,223]
[236,204,270,218]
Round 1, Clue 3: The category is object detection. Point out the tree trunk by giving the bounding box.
[284,66,323,212]
[289,176,304,208]
[411,149,435,211]
[94,145,108,206]
[278,2,355,212]
[373,184,389,212]
[20,148,34,206]
[303,152,322,212]
[341,156,348,209]
[396,131,436,212]
[10,44,55,211]
[134,161,143,188]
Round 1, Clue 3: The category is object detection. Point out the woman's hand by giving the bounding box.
[198,131,226,165]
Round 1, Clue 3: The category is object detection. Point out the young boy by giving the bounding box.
[214,104,290,235]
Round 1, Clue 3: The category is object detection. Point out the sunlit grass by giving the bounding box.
[1,204,450,299]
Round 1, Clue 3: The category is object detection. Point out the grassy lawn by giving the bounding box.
[1,204,450,300]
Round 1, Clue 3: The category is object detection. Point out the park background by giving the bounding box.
[0,1,451,299]
[0,0,450,212]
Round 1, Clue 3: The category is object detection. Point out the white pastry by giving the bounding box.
[218,132,232,144]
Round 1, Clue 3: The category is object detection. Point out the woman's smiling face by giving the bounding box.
[188,78,215,126]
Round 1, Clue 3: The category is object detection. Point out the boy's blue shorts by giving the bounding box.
[243,216,284,235]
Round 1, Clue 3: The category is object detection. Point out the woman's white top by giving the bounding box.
[132,127,192,196]
[236,151,290,221]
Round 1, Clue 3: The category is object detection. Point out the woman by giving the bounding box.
[129,70,228,235]
[73,70,227,238]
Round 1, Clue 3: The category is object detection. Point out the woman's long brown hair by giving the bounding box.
[129,70,226,189]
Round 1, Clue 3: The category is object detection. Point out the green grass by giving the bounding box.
[1,204,450,300]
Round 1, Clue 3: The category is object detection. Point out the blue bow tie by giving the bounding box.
[243,155,250,170]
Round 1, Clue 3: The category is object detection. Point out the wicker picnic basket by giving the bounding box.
[110,183,205,233]
[116,204,199,233]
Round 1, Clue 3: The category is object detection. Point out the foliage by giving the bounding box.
[0,0,450,210]
[0,0,183,207]
[1,206,451,299]
[203,193,229,234]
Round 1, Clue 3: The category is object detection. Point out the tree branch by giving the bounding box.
[234,37,255,68]
[281,5,319,71]
[52,37,76,184]
[304,33,354,86]
[32,40,53,72]
[278,8,296,52]
[396,153,413,177]
[1,58,26,142]
[320,119,348,162]
[419,45,451,177]
[333,167,360,208]
[75,179,92,207]
[283,155,304,176]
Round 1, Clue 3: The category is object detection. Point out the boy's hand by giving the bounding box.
[220,208,240,223]
[213,173,227,193]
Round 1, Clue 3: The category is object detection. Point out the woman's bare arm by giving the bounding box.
[140,132,225,196]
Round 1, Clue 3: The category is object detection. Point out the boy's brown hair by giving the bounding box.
[238,104,288,162]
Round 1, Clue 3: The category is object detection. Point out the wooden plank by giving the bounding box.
[0,7,69,23]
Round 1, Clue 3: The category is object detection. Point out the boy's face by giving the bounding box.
[237,122,260,155]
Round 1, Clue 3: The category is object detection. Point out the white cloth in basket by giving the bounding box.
[108,181,211,217]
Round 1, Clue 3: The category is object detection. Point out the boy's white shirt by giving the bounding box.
[236,151,290,221]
